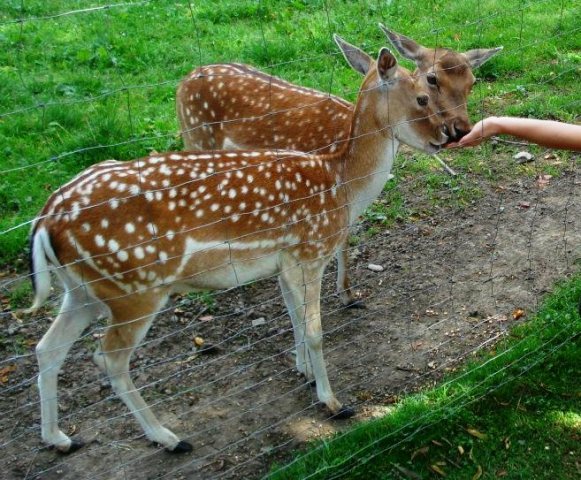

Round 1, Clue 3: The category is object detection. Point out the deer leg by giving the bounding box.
[280,259,355,419]
[36,289,98,452]
[100,298,192,453]
[336,241,364,308]
[278,276,313,382]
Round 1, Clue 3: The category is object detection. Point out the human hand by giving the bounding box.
[446,117,500,148]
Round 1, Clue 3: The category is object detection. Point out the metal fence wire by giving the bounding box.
[0,1,578,479]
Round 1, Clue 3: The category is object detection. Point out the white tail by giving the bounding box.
[30,36,447,454]
[176,25,501,306]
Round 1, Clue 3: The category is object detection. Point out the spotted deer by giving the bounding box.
[176,24,502,305]
[29,35,447,454]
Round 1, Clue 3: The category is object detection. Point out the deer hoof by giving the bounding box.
[330,405,356,420]
[56,438,85,454]
[346,299,366,309]
[167,440,193,454]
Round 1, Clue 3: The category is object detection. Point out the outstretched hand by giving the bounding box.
[446,118,499,148]
[447,116,581,151]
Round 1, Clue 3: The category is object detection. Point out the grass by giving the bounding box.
[0,2,578,477]
[0,0,579,265]
[267,274,581,479]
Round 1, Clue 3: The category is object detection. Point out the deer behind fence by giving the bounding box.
[177,24,501,306]
[30,35,447,454]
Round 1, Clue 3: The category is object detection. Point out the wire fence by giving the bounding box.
[0,1,579,479]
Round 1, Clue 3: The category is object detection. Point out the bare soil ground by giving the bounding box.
[1,165,579,480]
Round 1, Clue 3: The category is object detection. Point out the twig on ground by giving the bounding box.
[433,154,458,176]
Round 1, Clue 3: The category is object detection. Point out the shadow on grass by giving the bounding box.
[268,275,581,479]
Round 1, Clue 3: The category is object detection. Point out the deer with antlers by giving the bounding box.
[30,35,447,453]
[177,25,501,306]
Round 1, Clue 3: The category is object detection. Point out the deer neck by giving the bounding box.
[341,88,399,224]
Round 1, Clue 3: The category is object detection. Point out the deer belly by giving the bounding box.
[172,238,282,290]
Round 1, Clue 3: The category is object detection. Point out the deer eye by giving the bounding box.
[427,74,438,86]
[417,95,429,107]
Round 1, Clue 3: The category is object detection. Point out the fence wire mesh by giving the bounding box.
[0,1,579,479]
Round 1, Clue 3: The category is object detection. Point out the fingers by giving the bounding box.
[458,135,484,147]
[445,135,482,149]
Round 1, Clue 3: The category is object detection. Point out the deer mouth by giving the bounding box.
[428,141,444,153]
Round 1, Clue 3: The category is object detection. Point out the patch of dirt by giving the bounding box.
[0,170,579,480]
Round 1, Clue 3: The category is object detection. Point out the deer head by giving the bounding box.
[379,24,502,142]
[335,35,447,158]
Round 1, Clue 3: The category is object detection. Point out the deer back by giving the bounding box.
[177,64,352,153]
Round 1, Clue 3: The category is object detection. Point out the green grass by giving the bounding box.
[268,274,581,479]
[0,0,579,265]
[0,2,578,476]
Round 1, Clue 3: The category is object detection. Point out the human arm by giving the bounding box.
[449,116,581,150]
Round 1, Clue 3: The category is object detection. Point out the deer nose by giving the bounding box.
[453,126,470,141]
[447,120,471,142]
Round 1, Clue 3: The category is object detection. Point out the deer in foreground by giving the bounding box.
[29,35,447,454]
[177,24,501,306]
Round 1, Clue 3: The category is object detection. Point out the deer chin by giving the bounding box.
[399,138,443,154]
[426,141,444,154]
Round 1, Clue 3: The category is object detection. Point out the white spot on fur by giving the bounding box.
[108,239,120,253]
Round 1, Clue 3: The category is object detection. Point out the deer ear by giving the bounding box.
[377,47,398,82]
[333,34,373,76]
[463,46,503,69]
[378,23,427,63]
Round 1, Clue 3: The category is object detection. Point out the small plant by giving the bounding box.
[181,291,217,312]
[9,282,33,310]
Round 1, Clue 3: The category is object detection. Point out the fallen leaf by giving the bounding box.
[0,365,17,384]
[503,436,511,450]
[411,341,424,351]
[193,336,204,347]
[512,308,525,320]
[472,465,483,480]
[536,174,552,189]
[467,428,488,440]
[496,470,508,477]
[457,445,465,455]
[411,446,429,460]
[428,361,437,369]
[200,315,214,322]
[517,201,531,209]
[429,464,447,477]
